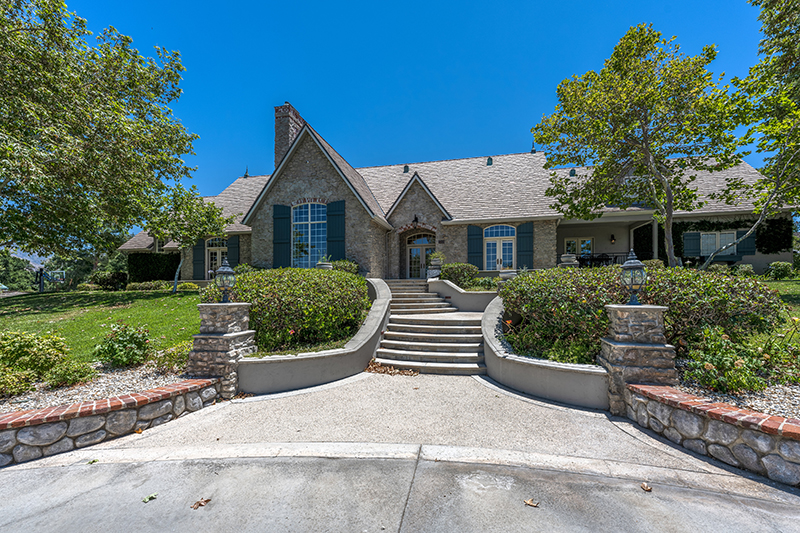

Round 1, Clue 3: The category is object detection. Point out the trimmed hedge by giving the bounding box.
[332,259,359,275]
[127,252,181,283]
[499,267,785,363]
[441,263,479,288]
[200,268,370,351]
[126,280,171,291]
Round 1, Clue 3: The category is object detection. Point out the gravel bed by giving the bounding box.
[0,364,183,415]
[675,361,800,421]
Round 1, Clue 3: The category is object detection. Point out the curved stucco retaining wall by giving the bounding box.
[427,280,496,312]
[482,296,610,410]
[237,278,391,395]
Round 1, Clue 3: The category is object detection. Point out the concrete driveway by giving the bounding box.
[2,374,799,532]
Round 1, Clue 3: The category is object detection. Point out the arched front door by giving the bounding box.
[407,232,435,279]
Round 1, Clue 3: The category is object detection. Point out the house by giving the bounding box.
[119,103,793,278]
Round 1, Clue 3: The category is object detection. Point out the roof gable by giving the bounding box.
[243,126,391,229]
[386,172,451,220]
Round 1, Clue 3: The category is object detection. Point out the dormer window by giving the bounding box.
[154,238,167,253]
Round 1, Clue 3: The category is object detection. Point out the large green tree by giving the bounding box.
[147,186,235,293]
[0,0,197,256]
[533,23,744,267]
[704,0,800,269]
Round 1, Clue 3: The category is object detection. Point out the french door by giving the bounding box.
[408,246,434,278]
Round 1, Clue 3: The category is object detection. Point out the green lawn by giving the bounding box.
[764,280,800,315]
[0,291,200,362]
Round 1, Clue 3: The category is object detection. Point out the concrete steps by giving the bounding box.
[378,280,485,375]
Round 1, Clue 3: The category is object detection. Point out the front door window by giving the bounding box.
[206,237,228,280]
[484,225,516,270]
[407,232,435,278]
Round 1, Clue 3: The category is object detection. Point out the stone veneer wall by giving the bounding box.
[249,134,388,277]
[533,220,557,269]
[0,378,221,467]
[625,384,800,486]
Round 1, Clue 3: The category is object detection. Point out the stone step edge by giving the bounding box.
[380,340,484,350]
[627,384,800,442]
[376,348,485,358]
[0,378,221,430]
[374,358,487,371]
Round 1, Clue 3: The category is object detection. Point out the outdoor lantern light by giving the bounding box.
[620,250,647,305]
[215,258,236,303]
[610,234,616,244]
[412,215,419,229]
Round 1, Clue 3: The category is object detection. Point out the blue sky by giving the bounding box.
[67,0,766,198]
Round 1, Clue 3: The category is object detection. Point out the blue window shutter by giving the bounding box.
[227,235,240,267]
[192,239,205,280]
[683,232,701,256]
[468,225,483,269]
[273,205,291,267]
[327,200,346,261]
[737,230,756,255]
[516,222,533,269]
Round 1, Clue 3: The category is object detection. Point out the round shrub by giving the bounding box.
[732,263,755,277]
[766,261,794,280]
[233,263,259,275]
[200,268,371,351]
[0,331,71,375]
[331,259,359,275]
[707,263,729,274]
[441,263,479,288]
[93,322,152,367]
[177,282,199,291]
[469,276,498,291]
[90,271,128,291]
[45,359,97,388]
[0,365,36,397]
[77,283,103,291]
[642,259,665,270]
[126,280,170,291]
[500,267,785,361]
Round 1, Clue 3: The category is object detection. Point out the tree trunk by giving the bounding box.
[172,252,184,294]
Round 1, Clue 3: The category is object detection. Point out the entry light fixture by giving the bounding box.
[620,250,647,305]
[215,258,236,303]
[610,234,616,244]
[412,215,419,229]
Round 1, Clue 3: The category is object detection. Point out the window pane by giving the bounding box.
[310,203,327,222]
[310,222,327,264]
[501,240,514,269]
[484,225,515,238]
[580,238,592,255]
[719,232,736,255]
[407,233,434,245]
[293,204,309,223]
[565,239,577,254]
[486,241,497,270]
[701,233,716,256]
[292,225,309,268]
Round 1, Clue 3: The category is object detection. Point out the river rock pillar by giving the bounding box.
[597,304,677,416]
[187,303,257,399]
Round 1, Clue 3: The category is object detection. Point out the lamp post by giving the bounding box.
[215,258,236,303]
[620,250,647,305]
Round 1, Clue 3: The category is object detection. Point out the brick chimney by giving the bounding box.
[274,102,305,170]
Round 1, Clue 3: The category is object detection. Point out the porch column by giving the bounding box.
[651,220,658,260]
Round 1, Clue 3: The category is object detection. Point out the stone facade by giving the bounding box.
[180,233,252,282]
[275,103,305,169]
[0,379,220,467]
[188,303,257,398]
[597,305,677,415]
[248,134,388,277]
[626,384,800,487]
[533,220,558,269]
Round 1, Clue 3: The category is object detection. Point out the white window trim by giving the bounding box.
[205,237,228,280]
[484,225,516,271]
[701,231,737,256]
[564,237,594,256]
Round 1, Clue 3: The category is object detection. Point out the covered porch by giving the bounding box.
[556,216,659,266]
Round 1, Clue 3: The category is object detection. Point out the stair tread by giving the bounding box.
[377,347,484,357]
[384,332,483,341]
[381,340,484,349]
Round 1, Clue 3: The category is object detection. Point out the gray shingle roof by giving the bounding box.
[359,153,764,222]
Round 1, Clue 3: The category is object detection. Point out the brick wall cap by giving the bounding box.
[0,378,220,430]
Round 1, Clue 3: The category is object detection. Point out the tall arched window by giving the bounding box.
[292,203,327,268]
[484,225,515,270]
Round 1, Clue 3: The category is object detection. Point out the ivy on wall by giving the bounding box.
[633,217,792,260]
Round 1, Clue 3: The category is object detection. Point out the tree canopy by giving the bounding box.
[0,0,197,256]
[532,23,744,267]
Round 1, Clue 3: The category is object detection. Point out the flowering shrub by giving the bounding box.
[441,263,479,288]
[93,322,152,367]
[200,268,370,351]
[500,267,785,363]
[686,327,765,392]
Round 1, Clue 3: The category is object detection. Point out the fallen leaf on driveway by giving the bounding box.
[641,483,652,492]
[191,498,211,510]
[524,499,539,507]
[87,459,98,465]
[142,493,158,503]
[135,428,143,434]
